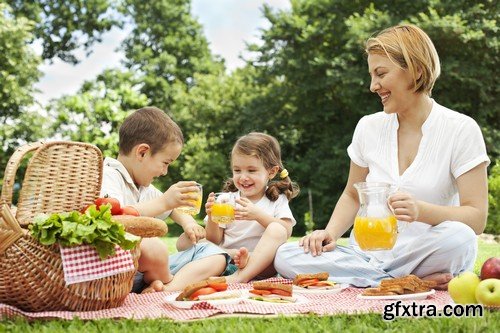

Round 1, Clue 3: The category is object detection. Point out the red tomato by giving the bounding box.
[189,287,217,300]
[121,206,140,216]
[249,289,272,296]
[95,196,122,215]
[298,278,319,286]
[270,289,292,297]
[79,204,91,213]
[207,282,227,291]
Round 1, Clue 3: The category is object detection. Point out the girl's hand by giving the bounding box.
[388,191,419,222]
[299,230,336,256]
[205,192,215,216]
[235,197,261,220]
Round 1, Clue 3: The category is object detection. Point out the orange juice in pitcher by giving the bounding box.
[353,216,398,250]
[353,182,398,251]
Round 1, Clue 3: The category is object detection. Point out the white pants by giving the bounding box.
[274,221,477,287]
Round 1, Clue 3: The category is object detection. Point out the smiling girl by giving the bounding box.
[204,132,300,282]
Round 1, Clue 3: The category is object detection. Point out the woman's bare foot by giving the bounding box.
[422,272,453,290]
[233,247,249,269]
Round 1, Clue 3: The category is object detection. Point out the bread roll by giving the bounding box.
[112,215,168,237]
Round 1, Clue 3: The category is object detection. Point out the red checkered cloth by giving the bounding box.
[0,278,454,321]
[60,244,135,285]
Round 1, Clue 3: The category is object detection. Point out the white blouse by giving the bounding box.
[346,100,490,257]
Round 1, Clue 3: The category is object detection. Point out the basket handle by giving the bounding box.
[0,204,24,254]
[0,141,44,207]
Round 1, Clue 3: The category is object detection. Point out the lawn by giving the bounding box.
[1,238,499,332]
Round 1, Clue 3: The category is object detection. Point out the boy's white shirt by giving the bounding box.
[100,157,172,220]
[205,191,296,252]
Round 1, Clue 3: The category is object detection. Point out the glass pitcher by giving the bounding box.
[353,182,398,251]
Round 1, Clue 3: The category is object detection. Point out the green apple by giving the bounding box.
[475,278,500,307]
[448,271,480,304]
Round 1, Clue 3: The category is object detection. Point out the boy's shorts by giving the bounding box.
[132,242,230,293]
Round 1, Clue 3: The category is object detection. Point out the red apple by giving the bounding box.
[480,257,500,280]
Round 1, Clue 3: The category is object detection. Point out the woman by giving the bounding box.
[274,24,490,290]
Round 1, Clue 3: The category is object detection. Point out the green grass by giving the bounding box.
[1,238,499,332]
[1,312,500,333]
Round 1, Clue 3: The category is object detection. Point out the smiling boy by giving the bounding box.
[101,107,228,293]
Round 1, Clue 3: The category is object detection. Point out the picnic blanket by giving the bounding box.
[0,278,452,321]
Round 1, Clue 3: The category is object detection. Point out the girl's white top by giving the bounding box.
[209,191,296,251]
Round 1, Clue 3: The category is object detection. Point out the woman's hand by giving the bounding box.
[388,191,419,222]
[299,229,337,256]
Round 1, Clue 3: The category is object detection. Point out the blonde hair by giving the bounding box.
[365,24,440,95]
[223,132,300,201]
[119,106,184,155]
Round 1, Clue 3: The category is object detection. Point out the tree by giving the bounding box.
[120,0,224,109]
[6,0,119,63]
[244,0,499,234]
[0,3,45,190]
[46,69,149,157]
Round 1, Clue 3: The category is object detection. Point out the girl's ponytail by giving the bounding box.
[266,168,300,201]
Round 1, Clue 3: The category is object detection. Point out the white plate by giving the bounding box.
[357,289,435,300]
[243,293,308,306]
[292,283,349,294]
[164,291,244,309]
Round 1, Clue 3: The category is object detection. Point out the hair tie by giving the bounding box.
[280,169,289,179]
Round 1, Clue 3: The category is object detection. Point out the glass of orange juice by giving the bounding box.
[177,183,203,215]
[211,192,236,224]
[353,182,398,251]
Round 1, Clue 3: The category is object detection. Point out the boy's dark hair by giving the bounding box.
[223,132,300,201]
[118,107,184,155]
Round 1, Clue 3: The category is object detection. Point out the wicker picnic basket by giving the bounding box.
[0,141,165,312]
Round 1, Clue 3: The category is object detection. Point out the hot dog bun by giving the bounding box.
[112,215,168,237]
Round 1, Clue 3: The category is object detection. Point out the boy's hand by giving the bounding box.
[162,181,200,211]
[235,197,262,221]
[183,223,206,244]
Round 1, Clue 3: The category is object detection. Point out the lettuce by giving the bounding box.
[29,204,140,259]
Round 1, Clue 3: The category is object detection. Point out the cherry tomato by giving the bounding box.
[121,206,140,216]
[95,196,122,215]
[189,287,217,300]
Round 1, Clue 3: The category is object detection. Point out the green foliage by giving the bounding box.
[486,161,500,234]
[0,3,41,119]
[1,0,498,239]
[30,204,139,259]
[120,0,224,109]
[6,0,119,63]
[244,0,499,234]
[46,69,149,157]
